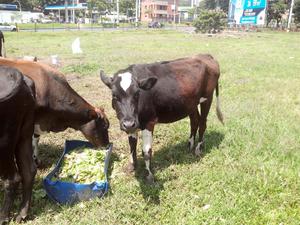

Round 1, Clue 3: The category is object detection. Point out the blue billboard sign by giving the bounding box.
[229,0,267,25]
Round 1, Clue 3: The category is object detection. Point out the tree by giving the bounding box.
[87,0,112,15]
[294,0,300,24]
[193,10,227,33]
[267,0,287,27]
[188,6,201,19]
[0,0,43,11]
[119,0,135,16]
[199,0,229,13]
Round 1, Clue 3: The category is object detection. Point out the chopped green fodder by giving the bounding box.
[55,148,106,184]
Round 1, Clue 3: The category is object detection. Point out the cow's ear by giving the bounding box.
[100,70,112,89]
[138,77,157,90]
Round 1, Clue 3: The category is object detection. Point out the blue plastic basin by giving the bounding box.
[43,140,112,205]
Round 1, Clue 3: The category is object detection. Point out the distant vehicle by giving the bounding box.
[40,18,53,24]
[0,23,17,32]
[148,21,163,28]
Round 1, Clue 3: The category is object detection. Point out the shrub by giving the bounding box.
[193,10,227,33]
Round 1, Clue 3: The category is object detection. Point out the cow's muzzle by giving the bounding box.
[120,119,139,133]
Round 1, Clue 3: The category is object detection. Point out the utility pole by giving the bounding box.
[72,0,75,23]
[135,0,138,27]
[65,0,69,23]
[287,0,295,31]
[117,0,120,25]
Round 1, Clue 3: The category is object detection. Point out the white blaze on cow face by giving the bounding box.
[118,72,132,92]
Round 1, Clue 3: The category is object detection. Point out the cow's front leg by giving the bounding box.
[126,132,138,173]
[142,129,154,184]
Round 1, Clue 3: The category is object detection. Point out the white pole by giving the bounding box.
[287,0,295,31]
[17,0,21,12]
[117,0,119,24]
[135,0,138,27]
[72,0,75,23]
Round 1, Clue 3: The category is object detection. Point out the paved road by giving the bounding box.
[19,25,195,33]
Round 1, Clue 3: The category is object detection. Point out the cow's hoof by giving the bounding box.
[15,214,26,223]
[194,143,204,156]
[146,174,154,185]
[124,162,135,174]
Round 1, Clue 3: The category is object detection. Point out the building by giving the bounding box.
[141,0,180,23]
[44,0,88,23]
[0,4,42,23]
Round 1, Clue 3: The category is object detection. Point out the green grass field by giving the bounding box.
[1,30,300,224]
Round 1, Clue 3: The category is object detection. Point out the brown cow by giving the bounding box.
[100,54,223,183]
[0,66,36,223]
[0,58,110,165]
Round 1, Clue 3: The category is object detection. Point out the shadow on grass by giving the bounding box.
[134,130,224,204]
[38,143,63,169]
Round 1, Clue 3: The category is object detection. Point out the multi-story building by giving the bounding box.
[141,0,180,23]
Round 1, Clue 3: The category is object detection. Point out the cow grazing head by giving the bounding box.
[100,70,157,133]
[80,107,110,147]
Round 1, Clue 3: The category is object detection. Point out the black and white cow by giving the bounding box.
[100,54,224,183]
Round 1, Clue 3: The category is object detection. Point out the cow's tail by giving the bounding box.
[215,81,224,125]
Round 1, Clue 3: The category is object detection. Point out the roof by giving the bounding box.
[45,3,87,10]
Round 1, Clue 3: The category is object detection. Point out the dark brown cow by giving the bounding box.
[0,66,36,223]
[0,58,110,165]
[101,54,223,183]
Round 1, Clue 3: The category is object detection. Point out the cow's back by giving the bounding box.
[133,54,220,124]
[0,58,97,133]
[0,66,22,102]
[0,58,65,100]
